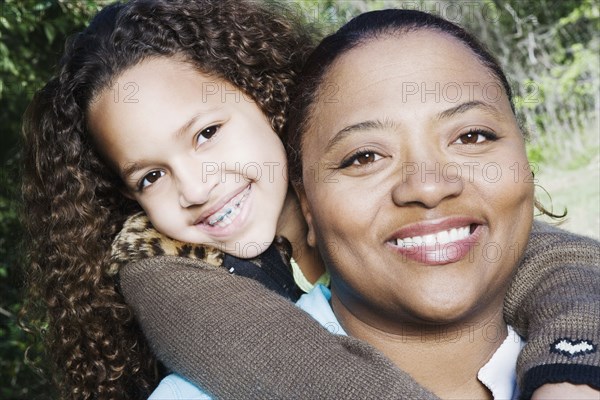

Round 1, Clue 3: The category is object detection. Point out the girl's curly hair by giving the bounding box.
[20,1,316,398]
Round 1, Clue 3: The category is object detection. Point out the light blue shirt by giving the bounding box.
[149,285,522,399]
[149,373,211,400]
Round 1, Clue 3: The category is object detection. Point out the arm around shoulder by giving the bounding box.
[119,255,439,399]
[503,221,600,398]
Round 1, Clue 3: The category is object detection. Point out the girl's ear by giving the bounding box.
[293,184,317,248]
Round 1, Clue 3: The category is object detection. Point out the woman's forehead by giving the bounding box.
[306,31,510,140]
[322,30,494,98]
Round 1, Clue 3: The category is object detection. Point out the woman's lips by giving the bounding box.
[392,225,472,247]
[386,219,483,265]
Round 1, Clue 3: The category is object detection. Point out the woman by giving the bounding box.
[285,8,599,398]
[288,8,533,398]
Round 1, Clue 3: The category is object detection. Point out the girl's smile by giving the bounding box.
[194,184,253,238]
[204,185,251,227]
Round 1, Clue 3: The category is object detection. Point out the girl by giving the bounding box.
[22,0,599,399]
[22,0,316,397]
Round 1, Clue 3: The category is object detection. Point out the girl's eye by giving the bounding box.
[139,170,165,189]
[455,129,497,145]
[196,125,220,147]
[339,150,383,169]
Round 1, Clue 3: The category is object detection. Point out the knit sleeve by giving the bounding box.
[119,255,438,399]
[503,221,600,398]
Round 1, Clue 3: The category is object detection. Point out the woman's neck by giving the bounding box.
[331,293,507,400]
[276,190,325,283]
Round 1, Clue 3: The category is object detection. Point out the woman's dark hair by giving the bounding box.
[21,1,315,398]
[286,9,515,185]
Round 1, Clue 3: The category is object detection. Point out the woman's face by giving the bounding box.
[299,31,534,330]
[89,57,288,258]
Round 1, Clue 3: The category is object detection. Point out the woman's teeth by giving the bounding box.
[394,225,471,247]
[207,187,250,227]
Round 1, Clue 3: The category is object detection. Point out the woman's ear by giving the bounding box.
[293,184,317,248]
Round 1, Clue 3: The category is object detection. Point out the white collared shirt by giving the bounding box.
[478,325,524,399]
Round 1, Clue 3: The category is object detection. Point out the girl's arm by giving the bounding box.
[119,256,438,399]
[504,221,600,398]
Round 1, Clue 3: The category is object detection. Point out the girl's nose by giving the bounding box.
[177,164,219,208]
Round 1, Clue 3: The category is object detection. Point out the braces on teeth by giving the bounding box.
[207,189,250,227]
[209,207,234,226]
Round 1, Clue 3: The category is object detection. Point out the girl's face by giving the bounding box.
[299,31,534,329]
[89,57,288,258]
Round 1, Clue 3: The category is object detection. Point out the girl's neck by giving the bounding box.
[276,190,325,283]
[331,293,507,400]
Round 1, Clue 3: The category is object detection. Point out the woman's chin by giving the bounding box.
[400,292,487,327]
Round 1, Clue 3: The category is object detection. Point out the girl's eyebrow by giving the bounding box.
[173,105,223,138]
[120,113,201,179]
[120,108,223,180]
[173,113,205,138]
[121,161,146,182]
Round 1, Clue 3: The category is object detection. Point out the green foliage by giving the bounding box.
[477,0,599,167]
[1,1,102,397]
[0,156,52,399]
[1,0,104,162]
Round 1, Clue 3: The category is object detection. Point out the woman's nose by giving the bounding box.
[391,154,464,209]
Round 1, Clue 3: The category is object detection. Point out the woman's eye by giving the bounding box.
[196,125,220,147]
[455,129,497,145]
[340,151,382,168]
[140,170,165,189]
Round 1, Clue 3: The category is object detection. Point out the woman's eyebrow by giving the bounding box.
[325,119,399,153]
[436,100,502,120]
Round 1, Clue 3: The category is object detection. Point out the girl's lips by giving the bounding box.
[194,184,251,226]
[193,185,253,239]
[206,186,251,227]
[386,218,485,265]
